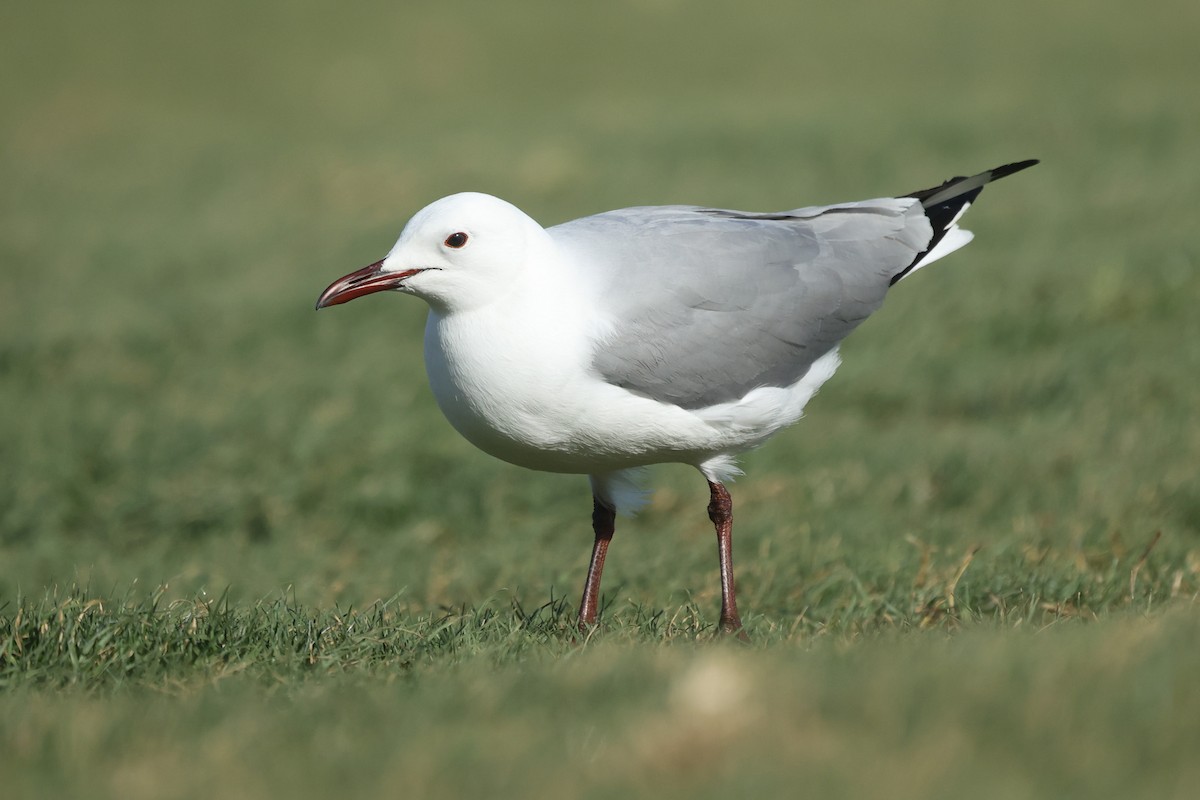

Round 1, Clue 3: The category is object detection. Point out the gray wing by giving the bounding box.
[550,199,933,409]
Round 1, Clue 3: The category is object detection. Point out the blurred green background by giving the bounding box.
[2,1,1198,798]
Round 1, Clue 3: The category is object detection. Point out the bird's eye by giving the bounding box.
[444,232,469,249]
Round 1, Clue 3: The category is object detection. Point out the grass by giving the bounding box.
[2,0,1199,797]
[3,594,1199,800]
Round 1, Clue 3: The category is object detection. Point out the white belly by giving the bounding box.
[420,304,842,476]
[422,308,715,474]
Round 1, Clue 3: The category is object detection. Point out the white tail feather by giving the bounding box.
[897,202,975,282]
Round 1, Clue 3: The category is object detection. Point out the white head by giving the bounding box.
[316,192,545,314]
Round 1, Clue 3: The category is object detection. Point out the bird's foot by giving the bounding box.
[719,612,750,642]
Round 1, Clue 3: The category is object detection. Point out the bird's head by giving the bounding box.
[315,192,542,314]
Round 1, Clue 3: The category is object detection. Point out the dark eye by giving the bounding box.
[444,232,469,249]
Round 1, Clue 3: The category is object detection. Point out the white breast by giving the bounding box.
[419,247,837,477]
[419,276,725,474]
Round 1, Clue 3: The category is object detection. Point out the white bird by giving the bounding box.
[316,160,1037,635]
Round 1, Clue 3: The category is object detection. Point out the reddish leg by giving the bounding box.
[578,497,616,630]
[707,480,747,637]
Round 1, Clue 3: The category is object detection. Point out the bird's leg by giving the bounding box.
[578,496,616,631]
[707,480,747,637]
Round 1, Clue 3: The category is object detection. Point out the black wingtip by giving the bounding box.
[988,158,1040,181]
[906,159,1039,205]
[889,159,1038,286]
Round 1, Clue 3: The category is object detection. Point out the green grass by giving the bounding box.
[2,0,1199,797]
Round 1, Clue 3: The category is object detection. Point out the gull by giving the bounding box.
[316,159,1037,635]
